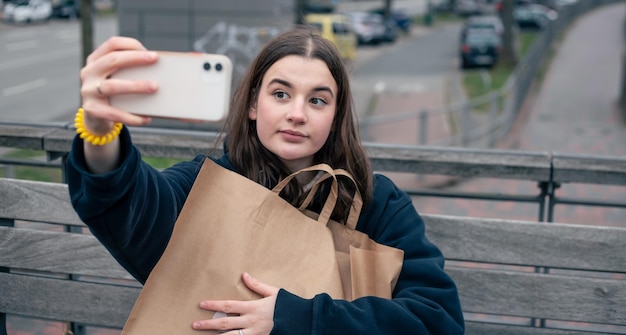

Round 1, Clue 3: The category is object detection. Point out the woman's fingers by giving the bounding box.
[192,273,278,334]
[86,36,148,65]
[80,49,158,86]
[81,103,152,128]
[78,36,160,126]
[242,272,280,298]
[94,77,158,98]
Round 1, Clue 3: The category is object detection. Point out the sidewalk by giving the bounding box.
[414,3,626,227]
[512,2,626,157]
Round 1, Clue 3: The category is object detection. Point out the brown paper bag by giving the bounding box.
[122,158,404,335]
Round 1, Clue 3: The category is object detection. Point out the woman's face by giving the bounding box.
[249,55,337,172]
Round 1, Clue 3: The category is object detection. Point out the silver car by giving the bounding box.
[343,11,388,45]
[3,0,52,24]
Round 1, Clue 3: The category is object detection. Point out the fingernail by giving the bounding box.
[146,51,158,60]
[148,82,157,91]
[192,322,201,329]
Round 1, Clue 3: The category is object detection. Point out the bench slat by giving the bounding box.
[425,214,626,273]
[0,226,132,280]
[450,267,626,325]
[0,272,137,329]
[0,125,55,151]
[0,178,84,227]
[552,153,626,185]
[38,126,556,179]
[466,321,623,335]
[367,144,552,180]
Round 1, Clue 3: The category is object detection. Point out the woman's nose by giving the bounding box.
[286,100,307,123]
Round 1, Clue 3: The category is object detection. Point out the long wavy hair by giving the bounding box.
[220,26,372,224]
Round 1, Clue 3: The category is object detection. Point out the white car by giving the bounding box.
[3,0,52,24]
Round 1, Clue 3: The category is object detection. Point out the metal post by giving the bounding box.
[418,110,428,146]
[461,104,471,147]
[488,97,498,147]
[0,218,13,335]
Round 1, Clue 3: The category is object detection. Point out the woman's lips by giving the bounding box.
[279,129,307,142]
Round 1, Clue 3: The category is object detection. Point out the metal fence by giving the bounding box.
[1,123,624,227]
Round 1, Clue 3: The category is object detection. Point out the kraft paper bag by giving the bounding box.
[122,158,404,335]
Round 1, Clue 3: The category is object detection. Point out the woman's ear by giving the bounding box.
[249,105,257,120]
[248,90,258,120]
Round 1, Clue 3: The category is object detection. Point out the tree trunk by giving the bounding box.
[383,0,392,19]
[295,0,307,25]
[500,0,517,68]
[79,0,94,67]
[449,0,457,13]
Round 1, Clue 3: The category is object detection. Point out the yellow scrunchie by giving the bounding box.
[75,107,123,146]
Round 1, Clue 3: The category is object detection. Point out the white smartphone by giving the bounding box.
[110,51,233,122]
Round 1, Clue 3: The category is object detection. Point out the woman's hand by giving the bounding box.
[79,36,159,173]
[80,36,158,134]
[193,272,279,335]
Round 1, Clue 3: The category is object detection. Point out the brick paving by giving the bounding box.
[6,3,626,334]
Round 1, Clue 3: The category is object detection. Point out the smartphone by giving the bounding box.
[110,51,232,122]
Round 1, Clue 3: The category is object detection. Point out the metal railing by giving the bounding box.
[1,123,624,226]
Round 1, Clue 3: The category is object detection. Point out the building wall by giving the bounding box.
[118,0,295,82]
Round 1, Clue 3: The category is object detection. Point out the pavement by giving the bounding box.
[5,3,626,334]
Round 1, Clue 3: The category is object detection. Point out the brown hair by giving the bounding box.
[221,26,372,224]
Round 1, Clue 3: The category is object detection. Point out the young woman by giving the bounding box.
[67,27,464,335]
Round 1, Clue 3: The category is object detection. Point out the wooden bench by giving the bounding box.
[1,177,625,335]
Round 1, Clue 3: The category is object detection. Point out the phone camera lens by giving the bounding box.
[215,63,223,72]
[203,62,211,71]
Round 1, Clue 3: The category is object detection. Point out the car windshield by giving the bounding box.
[470,22,496,29]
[466,33,500,44]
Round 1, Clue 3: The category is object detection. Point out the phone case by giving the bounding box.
[110,51,232,122]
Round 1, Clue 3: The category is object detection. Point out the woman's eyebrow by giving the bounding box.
[268,78,335,98]
[269,78,292,88]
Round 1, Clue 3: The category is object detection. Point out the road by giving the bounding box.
[351,22,461,97]
[0,16,118,123]
[0,14,460,126]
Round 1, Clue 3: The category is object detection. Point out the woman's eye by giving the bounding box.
[310,97,327,106]
[273,91,289,100]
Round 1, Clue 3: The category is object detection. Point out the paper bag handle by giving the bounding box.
[298,168,362,230]
[273,164,362,229]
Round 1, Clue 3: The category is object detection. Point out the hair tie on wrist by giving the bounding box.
[74,107,123,146]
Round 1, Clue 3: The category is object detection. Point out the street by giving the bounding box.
[0,14,461,125]
[0,16,118,123]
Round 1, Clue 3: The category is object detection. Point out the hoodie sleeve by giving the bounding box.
[65,127,205,283]
[271,174,464,335]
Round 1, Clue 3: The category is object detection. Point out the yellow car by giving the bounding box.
[305,13,357,63]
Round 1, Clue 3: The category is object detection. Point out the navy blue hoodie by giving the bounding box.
[66,128,464,334]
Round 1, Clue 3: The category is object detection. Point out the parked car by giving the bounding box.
[344,11,388,45]
[369,7,412,33]
[371,12,397,43]
[51,0,79,18]
[551,0,578,10]
[3,0,52,23]
[460,15,504,39]
[514,4,558,30]
[305,13,357,62]
[459,29,502,69]
[455,0,481,17]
